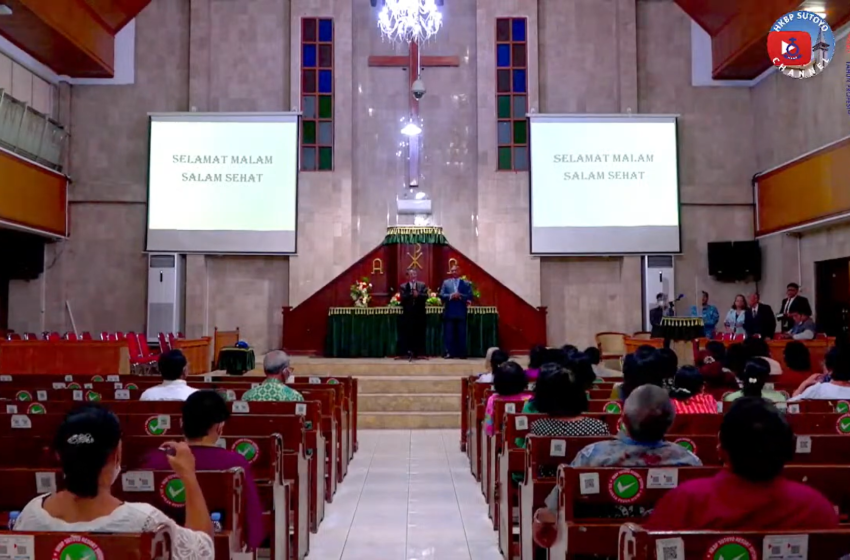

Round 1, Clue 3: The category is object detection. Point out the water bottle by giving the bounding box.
[8,511,20,530]
[211,512,222,533]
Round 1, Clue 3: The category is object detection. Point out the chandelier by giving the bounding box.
[378,0,443,43]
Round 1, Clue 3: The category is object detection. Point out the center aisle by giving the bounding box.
[306,430,502,560]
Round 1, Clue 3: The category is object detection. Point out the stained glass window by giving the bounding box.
[301,18,334,171]
[496,17,528,171]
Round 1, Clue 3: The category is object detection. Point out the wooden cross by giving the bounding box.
[368,42,460,188]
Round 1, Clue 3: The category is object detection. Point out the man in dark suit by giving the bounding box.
[399,268,428,361]
[744,292,776,339]
[777,282,812,333]
[439,263,473,359]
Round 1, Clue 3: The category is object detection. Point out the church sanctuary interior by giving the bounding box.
[3,0,850,559]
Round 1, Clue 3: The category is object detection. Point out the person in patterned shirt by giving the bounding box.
[241,351,304,402]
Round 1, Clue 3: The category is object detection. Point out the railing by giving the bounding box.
[0,89,68,171]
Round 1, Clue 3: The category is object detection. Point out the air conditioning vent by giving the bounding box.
[646,255,673,268]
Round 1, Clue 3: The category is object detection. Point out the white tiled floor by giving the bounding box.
[305,430,502,560]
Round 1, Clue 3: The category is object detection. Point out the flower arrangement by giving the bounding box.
[460,276,481,300]
[388,292,401,307]
[426,291,442,307]
[350,277,373,308]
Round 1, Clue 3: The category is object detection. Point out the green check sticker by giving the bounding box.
[836,401,850,414]
[67,382,81,390]
[126,383,138,390]
[51,536,105,560]
[145,416,167,436]
[86,391,101,402]
[327,378,339,385]
[704,537,756,560]
[608,469,644,503]
[160,475,186,506]
[232,438,259,463]
[837,414,850,435]
[28,403,46,414]
[603,401,622,414]
[91,375,104,382]
[674,438,697,454]
[16,391,32,402]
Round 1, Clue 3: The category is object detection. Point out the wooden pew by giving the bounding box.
[0,529,172,560]
[0,340,131,375]
[0,468,245,560]
[619,524,850,560]
[468,381,491,481]
[460,376,471,452]
[291,375,358,459]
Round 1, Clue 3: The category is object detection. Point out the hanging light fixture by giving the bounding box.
[378,0,443,44]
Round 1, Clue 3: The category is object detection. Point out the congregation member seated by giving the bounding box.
[476,347,508,384]
[139,350,198,401]
[722,294,748,336]
[584,346,619,379]
[13,405,215,557]
[484,361,532,436]
[645,398,838,530]
[723,358,787,404]
[526,344,547,381]
[610,345,662,401]
[669,365,719,414]
[743,336,782,376]
[790,345,850,401]
[656,347,678,391]
[241,351,304,402]
[563,348,598,389]
[780,340,813,387]
[520,362,609,441]
[532,385,701,548]
[140,390,265,549]
[697,341,737,390]
[782,310,817,340]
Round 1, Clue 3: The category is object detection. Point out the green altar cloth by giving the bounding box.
[217,347,256,375]
[325,306,499,358]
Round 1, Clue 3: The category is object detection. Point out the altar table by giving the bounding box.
[325,306,499,358]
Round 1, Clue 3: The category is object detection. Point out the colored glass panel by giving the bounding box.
[302,120,316,144]
[302,147,316,170]
[319,44,333,67]
[303,70,316,93]
[303,19,317,42]
[318,147,333,170]
[303,44,316,67]
[497,121,511,144]
[496,19,510,41]
[497,70,510,93]
[513,147,528,171]
[512,44,526,67]
[318,96,332,118]
[319,19,333,42]
[512,69,526,93]
[302,96,316,118]
[512,95,526,118]
[497,96,511,118]
[497,44,510,67]
[512,18,526,41]
[318,70,332,93]
[498,147,512,170]
[318,122,333,145]
[513,120,527,144]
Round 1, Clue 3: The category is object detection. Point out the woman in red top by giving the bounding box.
[669,365,719,414]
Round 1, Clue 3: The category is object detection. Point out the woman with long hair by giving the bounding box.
[669,365,719,414]
[723,294,748,336]
[724,358,787,404]
[484,361,533,436]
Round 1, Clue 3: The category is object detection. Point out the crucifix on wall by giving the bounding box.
[368,42,459,187]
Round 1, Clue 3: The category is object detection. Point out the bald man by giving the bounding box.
[241,351,304,402]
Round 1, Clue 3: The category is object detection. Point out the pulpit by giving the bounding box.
[658,316,705,366]
[281,226,547,355]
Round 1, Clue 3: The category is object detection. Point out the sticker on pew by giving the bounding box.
[504,403,516,414]
[122,471,154,492]
[704,536,757,560]
[608,469,644,504]
[295,403,307,416]
[655,537,684,560]
[113,382,123,389]
[327,378,339,385]
[114,390,131,400]
[35,391,47,402]
[27,403,46,415]
[15,391,32,402]
[10,415,31,429]
[673,438,697,455]
[91,376,104,382]
[160,474,187,507]
[64,375,74,382]
[72,390,83,401]
[232,438,260,464]
[0,375,11,382]
[579,473,599,495]
[52,383,65,390]
[0,534,34,560]
[106,375,120,382]
[232,401,250,413]
[796,436,812,454]
[86,391,101,402]
[67,383,81,390]
[549,439,567,457]
[836,414,850,435]
[145,415,171,435]
[35,471,57,494]
[309,377,321,384]
[52,535,104,560]
[603,401,622,414]
[763,534,808,559]
[646,468,678,489]
[836,401,850,414]
[83,384,93,390]
[786,403,800,414]
[514,416,528,430]
[126,383,138,390]
[5,405,17,414]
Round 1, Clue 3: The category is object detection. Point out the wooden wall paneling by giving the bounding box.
[0,149,68,236]
[173,337,212,375]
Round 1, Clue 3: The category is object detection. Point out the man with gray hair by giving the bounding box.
[532,385,700,548]
[241,350,304,402]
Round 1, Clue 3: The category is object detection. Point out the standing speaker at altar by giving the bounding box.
[440,264,473,359]
[399,268,428,361]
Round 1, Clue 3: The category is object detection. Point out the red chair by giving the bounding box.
[6,333,22,341]
[44,332,60,341]
[732,333,745,341]
[100,331,110,340]
[23,332,38,340]
[138,335,159,358]
[64,332,78,341]
[158,332,171,352]
[167,332,177,348]
[127,332,157,374]
[81,331,93,340]
[116,332,127,341]
[176,332,184,338]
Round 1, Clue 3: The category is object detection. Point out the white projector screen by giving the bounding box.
[146,113,298,254]
[529,115,680,255]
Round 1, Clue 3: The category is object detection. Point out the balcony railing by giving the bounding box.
[0,89,68,172]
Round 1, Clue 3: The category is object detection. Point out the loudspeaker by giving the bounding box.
[0,229,45,280]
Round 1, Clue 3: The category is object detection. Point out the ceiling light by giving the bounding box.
[378,0,443,43]
[401,121,422,136]
[0,5,12,15]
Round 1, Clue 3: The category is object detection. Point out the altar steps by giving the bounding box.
[358,411,461,429]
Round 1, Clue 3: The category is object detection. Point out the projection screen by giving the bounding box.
[146,113,299,254]
[529,114,680,255]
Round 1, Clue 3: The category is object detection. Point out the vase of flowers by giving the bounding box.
[388,292,401,307]
[460,276,482,300]
[350,277,373,308]
[426,291,442,307]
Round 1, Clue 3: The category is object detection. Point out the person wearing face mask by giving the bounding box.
[140,390,265,549]
[13,405,214,559]
[650,292,673,338]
